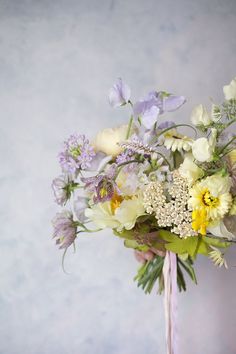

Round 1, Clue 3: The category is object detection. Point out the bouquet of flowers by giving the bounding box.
[52,77,236,354]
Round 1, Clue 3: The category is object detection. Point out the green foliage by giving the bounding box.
[134,255,165,294]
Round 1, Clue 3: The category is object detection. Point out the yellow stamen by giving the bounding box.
[110,193,124,215]
[201,190,219,207]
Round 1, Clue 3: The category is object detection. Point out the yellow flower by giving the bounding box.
[85,194,145,231]
[192,209,209,235]
[188,175,232,221]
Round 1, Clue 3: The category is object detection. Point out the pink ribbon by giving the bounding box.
[163,251,178,354]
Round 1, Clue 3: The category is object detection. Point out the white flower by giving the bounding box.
[163,129,193,152]
[178,154,204,185]
[191,104,212,126]
[207,220,235,240]
[85,194,145,232]
[192,128,217,162]
[223,77,236,100]
[188,174,232,221]
[93,125,128,157]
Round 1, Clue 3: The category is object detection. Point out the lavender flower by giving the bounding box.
[158,121,175,130]
[116,149,134,164]
[108,78,131,107]
[133,91,186,129]
[59,134,95,174]
[52,175,72,206]
[52,211,77,249]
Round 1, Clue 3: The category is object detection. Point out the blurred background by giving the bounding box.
[0,0,236,353]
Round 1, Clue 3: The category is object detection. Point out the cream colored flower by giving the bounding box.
[188,174,232,221]
[178,154,204,185]
[163,129,193,152]
[93,124,128,157]
[223,77,236,100]
[191,104,212,126]
[85,194,145,232]
[207,220,235,240]
[192,128,217,162]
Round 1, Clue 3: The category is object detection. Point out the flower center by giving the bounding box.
[202,190,219,207]
[110,193,124,214]
[69,146,81,158]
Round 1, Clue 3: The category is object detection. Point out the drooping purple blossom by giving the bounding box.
[52,174,72,206]
[108,78,131,108]
[59,134,95,174]
[52,211,77,249]
[81,164,119,203]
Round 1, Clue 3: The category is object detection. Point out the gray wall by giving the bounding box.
[1,1,236,353]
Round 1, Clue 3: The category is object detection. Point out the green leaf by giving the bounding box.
[124,239,149,252]
[203,236,231,249]
[113,229,134,240]
[163,234,199,258]
[178,258,197,285]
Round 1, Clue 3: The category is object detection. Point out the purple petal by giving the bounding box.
[141,105,160,129]
[108,78,131,108]
[158,121,175,129]
[163,95,186,112]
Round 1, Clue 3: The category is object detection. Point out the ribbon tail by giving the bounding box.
[163,251,178,354]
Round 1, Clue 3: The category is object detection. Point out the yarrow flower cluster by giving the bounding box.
[143,171,197,238]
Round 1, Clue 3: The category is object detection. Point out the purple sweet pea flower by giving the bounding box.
[163,95,186,112]
[59,134,95,174]
[109,78,131,108]
[133,91,186,129]
[52,211,77,249]
[158,121,175,130]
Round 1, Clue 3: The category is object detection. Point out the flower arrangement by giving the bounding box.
[51,77,236,354]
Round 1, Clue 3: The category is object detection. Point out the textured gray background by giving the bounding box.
[1,0,236,353]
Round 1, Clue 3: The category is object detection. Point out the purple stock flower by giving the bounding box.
[109,78,131,108]
[52,175,72,206]
[133,91,186,129]
[52,211,77,249]
[59,134,95,174]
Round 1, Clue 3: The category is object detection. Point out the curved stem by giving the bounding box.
[151,124,197,146]
[219,136,236,155]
